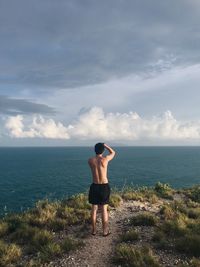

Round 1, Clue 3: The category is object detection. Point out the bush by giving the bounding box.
[130,213,158,226]
[109,193,122,208]
[31,229,53,250]
[159,205,175,220]
[152,231,169,249]
[0,240,22,266]
[48,218,67,231]
[178,258,200,267]
[122,191,144,201]
[61,236,84,253]
[120,229,139,242]
[0,222,8,237]
[10,224,38,244]
[39,242,62,262]
[113,244,161,267]
[161,217,188,237]
[175,234,200,257]
[154,182,173,199]
[187,186,200,203]
[65,194,91,210]
[187,221,200,235]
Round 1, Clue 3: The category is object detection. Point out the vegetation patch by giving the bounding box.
[113,244,161,267]
[109,193,123,208]
[154,182,173,200]
[0,240,22,266]
[130,213,158,226]
[120,228,139,242]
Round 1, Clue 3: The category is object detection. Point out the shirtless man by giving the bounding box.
[88,143,116,236]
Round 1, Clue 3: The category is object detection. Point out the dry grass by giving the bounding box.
[113,244,161,267]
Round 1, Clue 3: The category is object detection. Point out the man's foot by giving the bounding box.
[103,230,111,237]
[91,231,96,235]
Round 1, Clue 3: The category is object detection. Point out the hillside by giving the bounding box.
[0,183,200,267]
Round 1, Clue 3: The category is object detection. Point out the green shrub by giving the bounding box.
[0,240,22,266]
[65,194,91,210]
[39,242,62,262]
[122,191,144,201]
[120,229,139,242]
[187,221,200,235]
[178,258,200,267]
[175,234,200,256]
[113,244,161,267]
[159,205,175,220]
[109,193,122,208]
[130,213,158,226]
[154,182,173,199]
[5,214,24,233]
[161,217,188,237]
[187,186,200,203]
[187,208,200,219]
[48,218,67,231]
[61,236,84,253]
[152,231,169,249]
[31,199,59,225]
[0,222,8,237]
[75,209,90,222]
[10,224,38,244]
[31,229,53,250]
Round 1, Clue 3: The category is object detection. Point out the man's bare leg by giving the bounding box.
[101,204,109,235]
[91,204,98,234]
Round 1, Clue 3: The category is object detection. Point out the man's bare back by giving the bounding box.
[88,143,115,184]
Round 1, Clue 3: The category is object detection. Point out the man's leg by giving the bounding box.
[91,204,98,234]
[101,204,109,235]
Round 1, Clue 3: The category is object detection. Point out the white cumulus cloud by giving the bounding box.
[4,107,200,142]
[5,115,70,139]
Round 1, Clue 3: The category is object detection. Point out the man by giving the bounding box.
[88,143,116,236]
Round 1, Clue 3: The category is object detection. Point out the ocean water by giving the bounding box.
[0,146,200,215]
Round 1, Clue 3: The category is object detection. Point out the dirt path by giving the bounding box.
[47,204,126,267]
[46,199,190,267]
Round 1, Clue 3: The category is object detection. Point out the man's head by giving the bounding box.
[94,143,105,155]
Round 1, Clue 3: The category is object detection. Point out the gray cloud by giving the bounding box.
[0,0,200,91]
[0,95,56,115]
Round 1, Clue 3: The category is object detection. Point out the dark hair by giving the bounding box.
[94,143,105,155]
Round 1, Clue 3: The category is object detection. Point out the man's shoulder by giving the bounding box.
[88,157,95,162]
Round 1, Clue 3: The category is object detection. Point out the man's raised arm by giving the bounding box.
[104,143,116,161]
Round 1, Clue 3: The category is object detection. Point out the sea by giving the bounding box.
[0,146,200,216]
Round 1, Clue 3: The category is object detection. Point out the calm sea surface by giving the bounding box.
[0,146,200,215]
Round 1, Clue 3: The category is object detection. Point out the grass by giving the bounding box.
[61,236,84,253]
[175,234,200,257]
[0,240,22,266]
[0,222,8,238]
[113,244,161,267]
[39,242,62,262]
[154,182,174,200]
[109,193,123,208]
[120,228,139,242]
[178,258,200,267]
[130,213,158,226]
[1,183,200,265]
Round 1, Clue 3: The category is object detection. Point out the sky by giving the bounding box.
[1,0,200,146]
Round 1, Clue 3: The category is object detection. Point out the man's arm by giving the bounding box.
[104,144,116,161]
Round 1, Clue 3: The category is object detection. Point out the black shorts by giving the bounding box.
[88,183,111,205]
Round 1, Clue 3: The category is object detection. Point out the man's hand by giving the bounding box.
[104,143,116,161]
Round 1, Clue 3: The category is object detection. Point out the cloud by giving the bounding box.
[5,115,70,139]
[0,95,56,115]
[0,0,200,91]
[5,107,200,142]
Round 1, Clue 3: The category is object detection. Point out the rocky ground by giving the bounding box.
[44,198,193,267]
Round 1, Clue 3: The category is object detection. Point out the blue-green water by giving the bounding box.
[0,146,200,215]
